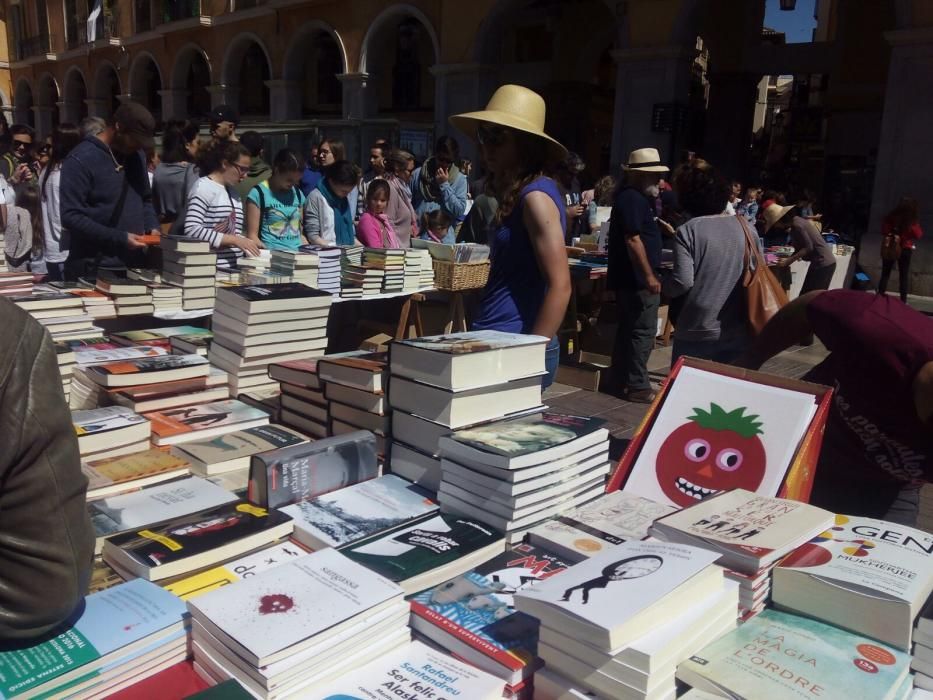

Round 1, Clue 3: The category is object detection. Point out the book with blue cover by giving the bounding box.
[676,608,911,700]
[0,579,186,699]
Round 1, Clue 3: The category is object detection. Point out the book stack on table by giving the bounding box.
[318,350,389,453]
[73,404,152,461]
[13,290,104,340]
[387,330,547,494]
[269,248,319,286]
[269,358,329,438]
[172,423,308,481]
[144,398,271,447]
[65,286,119,318]
[0,580,189,700]
[97,273,154,316]
[312,245,342,294]
[68,343,167,409]
[160,237,219,311]
[149,282,184,311]
[0,270,32,296]
[402,248,429,291]
[515,540,729,700]
[650,490,836,620]
[170,330,213,356]
[188,548,412,698]
[208,283,331,398]
[437,412,613,545]
[56,341,76,402]
[915,599,933,692]
[363,248,406,293]
[110,325,212,350]
[340,260,383,298]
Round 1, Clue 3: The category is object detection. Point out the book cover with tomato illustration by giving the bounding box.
[622,367,817,509]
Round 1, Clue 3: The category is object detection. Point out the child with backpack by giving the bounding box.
[245,148,308,252]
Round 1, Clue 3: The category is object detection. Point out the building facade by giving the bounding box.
[3,0,933,294]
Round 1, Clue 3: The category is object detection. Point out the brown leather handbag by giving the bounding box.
[738,215,788,335]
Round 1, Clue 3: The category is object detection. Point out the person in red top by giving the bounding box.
[740,290,933,525]
[878,197,923,303]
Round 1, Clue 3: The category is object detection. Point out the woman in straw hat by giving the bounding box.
[450,84,572,388]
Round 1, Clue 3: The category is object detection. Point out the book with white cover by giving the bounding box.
[528,491,677,562]
[390,330,548,391]
[186,548,404,666]
[622,367,817,510]
[279,474,438,549]
[312,640,503,700]
[513,540,722,651]
[773,515,933,650]
[650,489,835,573]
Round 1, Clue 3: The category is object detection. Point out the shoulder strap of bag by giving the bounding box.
[108,172,131,229]
[737,214,763,286]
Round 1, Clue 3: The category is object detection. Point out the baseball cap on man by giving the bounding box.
[114,103,155,151]
[209,104,239,126]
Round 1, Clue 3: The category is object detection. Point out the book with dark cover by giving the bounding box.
[409,542,571,680]
[183,679,252,699]
[103,501,294,580]
[218,283,331,305]
[342,513,504,584]
[248,430,379,508]
[449,413,607,458]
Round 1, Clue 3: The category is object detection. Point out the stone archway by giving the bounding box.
[14,79,35,127]
[63,67,89,124]
[37,73,61,137]
[282,21,347,119]
[93,62,122,120]
[128,52,163,120]
[221,33,272,118]
[170,44,212,121]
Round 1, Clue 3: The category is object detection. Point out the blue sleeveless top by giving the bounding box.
[472,177,567,334]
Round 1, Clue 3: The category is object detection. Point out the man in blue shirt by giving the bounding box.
[607,148,668,403]
[411,135,469,243]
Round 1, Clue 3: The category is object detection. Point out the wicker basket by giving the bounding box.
[432,260,491,291]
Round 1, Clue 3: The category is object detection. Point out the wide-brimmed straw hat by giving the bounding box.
[623,148,669,173]
[762,203,795,233]
[449,84,568,162]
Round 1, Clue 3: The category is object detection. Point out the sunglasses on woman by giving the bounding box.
[477,124,511,147]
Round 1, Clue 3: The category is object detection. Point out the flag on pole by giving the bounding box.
[87,0,103,43]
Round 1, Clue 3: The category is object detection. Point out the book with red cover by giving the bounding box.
[268,359,321,389]
[107,662,209,700]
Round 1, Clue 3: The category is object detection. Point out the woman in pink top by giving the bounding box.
[356,179,401,248]
[383,149,418,248]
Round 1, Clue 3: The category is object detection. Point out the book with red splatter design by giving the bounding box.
[185,548,404,666]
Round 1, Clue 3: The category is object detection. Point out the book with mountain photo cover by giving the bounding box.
[103,501,294,581]
[248,430,379,508]
[676,609,911,700]
[409,542,572,683]
[146,399,270,446]
[650,489,835,574]
[773,515,933,650]
[280,474,438,550]
[622,367,817,510]
[440,413,609,469]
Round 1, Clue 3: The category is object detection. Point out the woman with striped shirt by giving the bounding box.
[183,141,261,256]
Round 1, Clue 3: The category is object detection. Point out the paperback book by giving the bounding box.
[73,405,150,455]
[83,354,210,388]
[172,424,307,475]
[145,399,270,446]
[83,449,190,500]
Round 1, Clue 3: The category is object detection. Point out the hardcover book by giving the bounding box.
[280,474,438,549]
[186,548,404,666]
[773,515,933,650]
[317,351,388,392]
[0,579,186,699]
[676,609,910,700]
[650,489,835,573]
[83,449,190,500]
[103,502,294,581]
[172,424,307,475]
[409,542,571,683]
[268,359,321,389]
[145,399,270,446]
[247,430,379,508]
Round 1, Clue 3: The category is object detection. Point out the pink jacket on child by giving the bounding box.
[356,211,401,248]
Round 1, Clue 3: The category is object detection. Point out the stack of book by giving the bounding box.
[676,609,911,700]
[437,413,612,544]
[528,490,676,562]
[109,367,229,414]
[65,286,118,318]
[269,358,329,438]
[314,245,342,294]
[409,541,572,695]
[269,248,319,286]
[387,330,548,492]
[148,282,184,311]
[68,344,173,409]
[402,249,423,292]
[73,405,151,460]
[96,273,154,316]
[12,290,85,325]
[242,270,291,286]
[514,540,728,700]
[127,267,161,284]
[170,331,213,356]
[249,430,380,509]
[319,350,389,450]
[174,423,308,479]
[650,489,836,619]
[55,341,76,401]
[37,310,102,342]
[83,448,190,500]
[281,473,436,550]
[363,248,406,293]
[110,325,212,350]
[0,271,33,296]
[772,515,933,653]
[161,236,219,311]
[188,548,411,697]
[341,258,383,298]
[916,598,933,691]
[0,580,188,700]
[144,398,271,447]
[209,284,331,398]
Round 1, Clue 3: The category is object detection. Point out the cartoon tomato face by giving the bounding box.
[655,403,767,507]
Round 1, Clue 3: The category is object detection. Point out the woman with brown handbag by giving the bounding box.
[878,197,923,303]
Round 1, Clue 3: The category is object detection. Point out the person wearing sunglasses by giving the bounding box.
[4,124,36,186]
[182,141,260,257]
[411,135,468,243]
[450,84,572,389]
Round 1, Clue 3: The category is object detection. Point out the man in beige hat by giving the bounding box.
[608,147,669,403]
